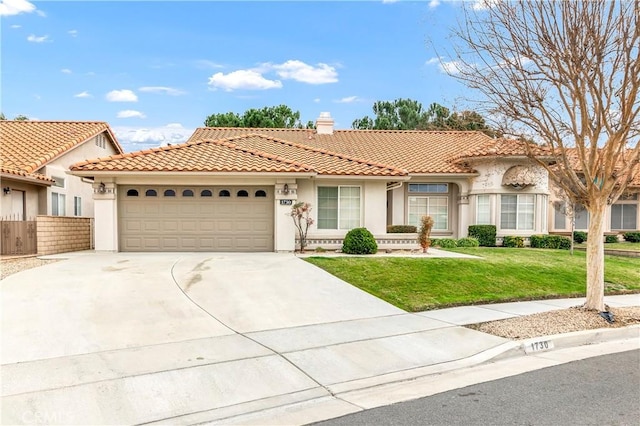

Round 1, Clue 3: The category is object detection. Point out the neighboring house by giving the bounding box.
[0,120,123,254]
[69,113,640,253]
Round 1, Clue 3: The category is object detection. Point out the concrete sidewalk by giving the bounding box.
[1,252,638,425]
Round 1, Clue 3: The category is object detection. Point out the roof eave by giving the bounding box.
[1,172,53,186]
[68,170,319,178]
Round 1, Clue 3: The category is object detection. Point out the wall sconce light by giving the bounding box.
[97,182,106,194]
[283,183,289,195]
[3,187,10,195]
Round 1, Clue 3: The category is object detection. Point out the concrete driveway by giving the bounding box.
[1,252,507,425]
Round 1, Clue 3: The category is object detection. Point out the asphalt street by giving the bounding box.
[314,349,640,426]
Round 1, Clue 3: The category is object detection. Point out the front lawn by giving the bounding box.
[305,248,640,312]
[577,242,640,251]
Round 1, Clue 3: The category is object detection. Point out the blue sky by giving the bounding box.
[1,0,486,152]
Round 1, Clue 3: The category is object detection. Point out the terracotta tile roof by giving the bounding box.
[188,128,494,174]
[0,120,124,174]
[0,165,54,184]
[71,134,407,177]
[451,138,550,163]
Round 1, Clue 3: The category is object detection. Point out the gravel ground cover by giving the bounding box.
[0,257,61,280]
[467,306,640,339]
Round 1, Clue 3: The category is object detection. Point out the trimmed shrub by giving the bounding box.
[623,232,640,243]
[530,234,571,250]
[605,234,619,244]
[573,231,588,243]
[468,225,497,247]
[342,228,378,254]
[387,225,417,233]
[502,236,525,248]
[457,237,480,247]
[436,238,457,248]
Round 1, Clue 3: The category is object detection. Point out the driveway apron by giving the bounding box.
[1,252,508,425]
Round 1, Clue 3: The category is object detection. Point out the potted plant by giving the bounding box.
[418,215,434,253]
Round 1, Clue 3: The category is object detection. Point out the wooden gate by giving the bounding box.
[1,220,37,255]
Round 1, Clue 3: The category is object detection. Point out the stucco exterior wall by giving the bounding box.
[36,215,93,255]
[468,158,550,237]
[0,180,43,220]
[39,133,119,218]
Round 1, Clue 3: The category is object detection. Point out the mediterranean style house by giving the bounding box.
[68,113,639,253]
[0,121,123,254]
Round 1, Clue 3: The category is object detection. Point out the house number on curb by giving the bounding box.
[280,200,293,205]
[524,339,554,354]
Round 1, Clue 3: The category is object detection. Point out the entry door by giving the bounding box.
[10,190,25,220]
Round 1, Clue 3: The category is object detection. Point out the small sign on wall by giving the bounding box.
[279,199,293,206]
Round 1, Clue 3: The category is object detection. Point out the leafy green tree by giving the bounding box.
[0,113,6,120]
[204,105,313,128]
[14,115,29,121]
[352,99,496,135]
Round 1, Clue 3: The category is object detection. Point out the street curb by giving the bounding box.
[204,326,639,425]
[492,324,640,361]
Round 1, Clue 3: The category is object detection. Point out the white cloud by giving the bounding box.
[382,0,399,3]
[439,60,464,74]
[10,24,21,28]
[472,0,498,11]
[117,110,146,119]
[313,98,321,103]
[139,86,186,96]
[335,96,361,104]
[0,0,36,16]
[106,89,138,102]
[426,57,466,75]
[27,34,50,43]
[194,59,224,69]
[74,91,91,98]
[113,123,193,151]
[61,68,72,74]
[269,60,338,84]
[208,69,282,91]
[429,0,441,8]
[68,29,78,37]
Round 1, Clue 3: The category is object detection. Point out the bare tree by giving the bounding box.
[442,1,639,311]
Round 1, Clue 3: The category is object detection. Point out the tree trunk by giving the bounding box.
[584,201,606,311]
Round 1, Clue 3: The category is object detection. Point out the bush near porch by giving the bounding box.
[305,248,640,312]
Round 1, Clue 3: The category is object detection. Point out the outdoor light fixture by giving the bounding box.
[283,183,289,195]
[97,182,106,194]
[3,187,10,195]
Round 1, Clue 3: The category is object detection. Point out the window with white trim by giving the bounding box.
[408,183,448,193]
[408,196,448,230]
[575,205,589,230]
[51,192,66,216]
[317,186,361,230]
[500,194,534,230]
[611,203,637,230]
[74,196,82,216]
[554,202,567,230]
[476,194,491,225]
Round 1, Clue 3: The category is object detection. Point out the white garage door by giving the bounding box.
[119,186,274,252]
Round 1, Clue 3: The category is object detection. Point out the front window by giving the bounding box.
[408,196,448,230]
[51,192,66,216]
[317,186,361,230]
[500,194,534,230]
[575,205,589,229]
[476,194,491,225]
[554,202,567,230]
[74,196,82,216]
[611,203,637,230]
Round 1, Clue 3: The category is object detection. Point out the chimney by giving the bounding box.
[315,112,334,135]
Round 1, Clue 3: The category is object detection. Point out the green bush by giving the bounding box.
[502,236,525,248]
[342,228,378,254]
[573,231,588,243]
[436,238,457,248]
[386,225,417,233]
[457,237,479,247]
[468,225,497,247]
[605,234,619,244]
[623,232,640,243]
[530,234,571,250]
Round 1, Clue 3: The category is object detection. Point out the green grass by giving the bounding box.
[578,242,640,251]
[305,248,640,312]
